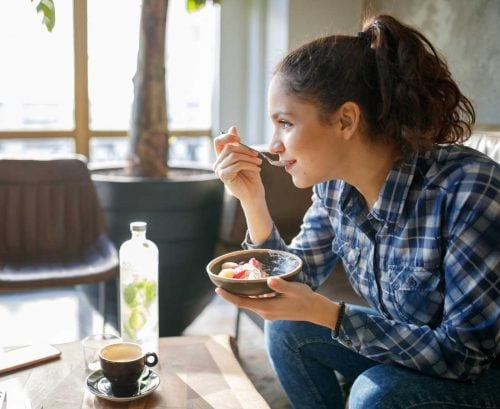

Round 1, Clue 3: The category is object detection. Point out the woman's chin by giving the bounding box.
[291,175,314,189]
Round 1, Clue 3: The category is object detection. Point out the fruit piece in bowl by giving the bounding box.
[218,257,268,279]
[206,249,303,296]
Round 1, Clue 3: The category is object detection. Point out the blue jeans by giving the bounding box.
[265,305,500,409]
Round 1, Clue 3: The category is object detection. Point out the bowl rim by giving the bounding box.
[206,248,303,283]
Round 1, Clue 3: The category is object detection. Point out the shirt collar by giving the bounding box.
[370,155,418,223]
[338,154,418,224]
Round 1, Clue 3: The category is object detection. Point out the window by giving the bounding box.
[0,0,74,131]
[0,0,217,164]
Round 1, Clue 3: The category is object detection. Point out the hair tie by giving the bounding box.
[357,31,371,47]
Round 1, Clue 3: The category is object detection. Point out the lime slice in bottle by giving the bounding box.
[144,280,157,307]
[129,309,147,331]
[123,283,140,308]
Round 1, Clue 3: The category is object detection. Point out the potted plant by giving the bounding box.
[89,0,224,336]
[31,0,224,336]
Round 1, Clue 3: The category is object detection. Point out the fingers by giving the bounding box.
[215,287,274,309]
[215,279,315,322]
[267,277,301,295]
[215,162,261,185]
[213,126,240,155]
[213,126,259,163]
[215,287,243,305]
[212,141,262,183]
[213,142,261,170]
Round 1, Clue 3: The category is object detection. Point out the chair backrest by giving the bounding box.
[465,131,500,163]
[0,157,106,264]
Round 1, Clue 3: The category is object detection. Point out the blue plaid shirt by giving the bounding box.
[245,144,500,381]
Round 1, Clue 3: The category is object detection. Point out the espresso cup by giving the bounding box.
[99,342,158,397]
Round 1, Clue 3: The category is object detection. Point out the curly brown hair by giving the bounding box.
[274,14,475,160]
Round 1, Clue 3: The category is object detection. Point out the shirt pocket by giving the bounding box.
[332,239,370,295]
[388,265,444,326]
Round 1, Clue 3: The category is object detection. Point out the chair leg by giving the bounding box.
[98,281,106,333]
[234,307,242,342]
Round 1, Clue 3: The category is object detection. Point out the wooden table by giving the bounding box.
[0,335,270,409]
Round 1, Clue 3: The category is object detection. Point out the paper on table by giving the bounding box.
[0,379,30,409]
[0,344,61,375]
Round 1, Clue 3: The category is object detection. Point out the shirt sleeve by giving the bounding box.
[334,163,500,382]
[243,184,340,289]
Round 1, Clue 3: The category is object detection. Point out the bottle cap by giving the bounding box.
[130,221,147,232]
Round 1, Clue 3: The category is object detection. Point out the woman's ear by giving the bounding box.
[336,102,361,140]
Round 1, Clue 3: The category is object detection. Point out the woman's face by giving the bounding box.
[267,75,349,188]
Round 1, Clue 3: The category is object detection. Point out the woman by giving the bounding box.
[213,14,499,409]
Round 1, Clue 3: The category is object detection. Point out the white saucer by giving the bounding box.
[85,368,160,402]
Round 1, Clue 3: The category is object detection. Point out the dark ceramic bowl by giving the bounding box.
[206,249,303,296]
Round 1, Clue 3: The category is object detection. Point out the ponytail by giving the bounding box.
[361,15,475,157]
[275,14,475,160]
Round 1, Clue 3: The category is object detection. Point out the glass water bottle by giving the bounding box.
[119,221,159,353]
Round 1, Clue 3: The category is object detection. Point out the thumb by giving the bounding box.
[214,126,240,155]
[267,276,294,294]
[228,126,239,137]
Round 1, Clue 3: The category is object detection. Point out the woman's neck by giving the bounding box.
[344,139,397,210]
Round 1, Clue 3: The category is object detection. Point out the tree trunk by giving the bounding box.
[128,0,169,178]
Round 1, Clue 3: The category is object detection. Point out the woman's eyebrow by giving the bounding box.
[271,110,293,119]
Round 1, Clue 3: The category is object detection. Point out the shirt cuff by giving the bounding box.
[331,304,362,350]
[242,224,282,249]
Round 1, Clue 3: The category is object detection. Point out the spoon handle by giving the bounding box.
[239,143,285,167]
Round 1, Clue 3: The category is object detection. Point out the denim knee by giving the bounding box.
[348,365,399,409]
[265,320,319,361]
[348,364,500,409]
[265,320,297,359]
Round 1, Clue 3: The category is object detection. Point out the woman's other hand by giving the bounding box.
[215,277,341,330]
[213,126,265,203]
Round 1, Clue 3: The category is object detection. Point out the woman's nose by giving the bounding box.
[268,138,284,155]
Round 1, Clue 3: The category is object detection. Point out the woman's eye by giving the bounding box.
[279,120,292,129]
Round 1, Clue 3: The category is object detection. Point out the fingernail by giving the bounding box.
[268,277,279,286]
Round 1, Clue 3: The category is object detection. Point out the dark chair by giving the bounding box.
[0,156,119,329]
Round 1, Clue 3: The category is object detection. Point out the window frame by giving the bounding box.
[0,0,211,159]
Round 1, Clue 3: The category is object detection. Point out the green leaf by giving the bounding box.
[32,0,56,32]
[186,0,209,13]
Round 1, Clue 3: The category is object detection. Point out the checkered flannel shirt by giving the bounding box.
[244,144,500,381]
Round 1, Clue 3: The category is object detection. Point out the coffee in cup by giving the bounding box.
[99,342,158,397]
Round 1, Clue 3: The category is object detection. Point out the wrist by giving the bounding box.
[311,294,342,330]
[242,201,273,244]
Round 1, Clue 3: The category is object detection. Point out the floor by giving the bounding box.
[0,285,290,408]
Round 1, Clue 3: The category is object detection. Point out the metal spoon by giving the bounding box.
[238,142,286,167]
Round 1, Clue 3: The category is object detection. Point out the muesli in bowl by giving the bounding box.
[206,249,303,296]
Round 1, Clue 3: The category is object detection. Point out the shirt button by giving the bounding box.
[408,277,417,288]
[345,340,352,346]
